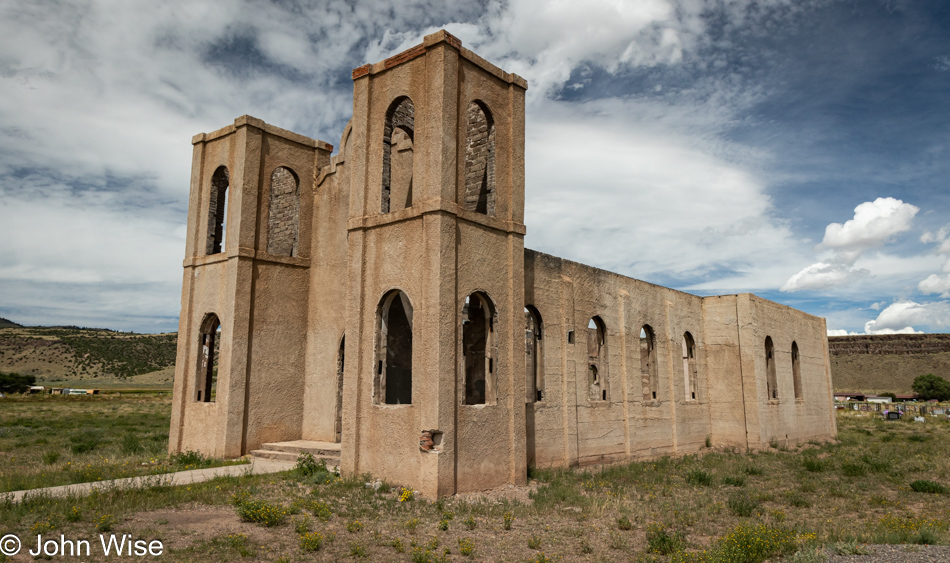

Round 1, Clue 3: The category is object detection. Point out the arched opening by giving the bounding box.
[195,313,221,402]
[335,334,345,441]
[682,332,698,401]
[267,166,300,257]
[641,325,658,401]
[525,305,544,403]
[382,97,414,214]
[463,101,496,216]
[792,341,802,400]
[587,316,608,401]
[206,166,229,255]
[375,291,413,405]
[765,336,778,400]
[463,292,497,405]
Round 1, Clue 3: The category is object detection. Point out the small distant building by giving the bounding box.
[834,392,866,402]
[865,395,892,404]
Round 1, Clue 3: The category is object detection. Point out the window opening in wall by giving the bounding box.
[335,335,345,442]
[682,332,698,401]
[765,336,778,400]
[567,330,575,344]
[206,166,229,255]
[195,314,221,402]
[463,292,496,405]
[792,341,802,400]
[267,166,300,257]
[463,101,496,216]
[525,306,544,402]
[587,317,608,401]
[641,325,658,401]
[382,97,414,214]
[376,291,413,405]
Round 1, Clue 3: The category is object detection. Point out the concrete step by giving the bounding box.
[249,440,341,466]
[249,449,340,466]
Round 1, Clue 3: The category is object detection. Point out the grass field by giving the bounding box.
[1,398,948,562]
[0,394,241,494]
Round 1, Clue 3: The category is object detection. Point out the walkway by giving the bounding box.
[2,457,296,503]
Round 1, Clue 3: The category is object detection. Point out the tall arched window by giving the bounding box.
[375,291,413,405]
[641,325,659,401]
[267,166,300,257]
[463,292,497,405]
[682,332,698,401]
[335,334,345,441]
[765,336,778,400]
[196,313,221,402]
[382,97,414,214]
[206,166,229,255]
[463,101,495,216]
[525,306,544,403]
[587,316,608,401]
[792,341,802,400]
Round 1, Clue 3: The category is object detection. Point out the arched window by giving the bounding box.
[463,292,497,405]
[382,97,414,214]
[525,306,544,403]
[587,316,608,401]
[375,291,413,405]
[196,313,221,402]
[206,166,229,255]
[765,336,778,400]
[267,166,300,257]
[463,101,496,215]
[682,332,698,401]
[335,334,345,441]
[641,325,658,401]
[792,341,802,400]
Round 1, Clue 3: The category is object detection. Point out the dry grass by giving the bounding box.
[1,402,949,561]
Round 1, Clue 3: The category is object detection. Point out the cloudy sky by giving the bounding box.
[1,0,949,335]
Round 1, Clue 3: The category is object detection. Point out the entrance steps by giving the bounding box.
[249,440,341,467]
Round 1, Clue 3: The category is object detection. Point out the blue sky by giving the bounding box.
[1,0,948,334]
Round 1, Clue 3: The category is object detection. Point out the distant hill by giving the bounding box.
[0,326,177,382]
[0,317,22,329]
[829,334,950,393]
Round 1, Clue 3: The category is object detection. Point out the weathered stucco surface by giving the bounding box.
[169,30,836,497]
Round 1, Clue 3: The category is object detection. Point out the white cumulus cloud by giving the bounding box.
[918,223,950,297]
[781,197,919,292]
[863,301,950,334]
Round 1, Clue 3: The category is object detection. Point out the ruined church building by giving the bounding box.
[170,31,837,497]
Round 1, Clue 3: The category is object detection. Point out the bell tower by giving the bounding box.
[339,30,529,496]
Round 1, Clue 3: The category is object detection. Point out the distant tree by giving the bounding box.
[911,374,950,402]
[0,372,37,393]
[880,392,897,400]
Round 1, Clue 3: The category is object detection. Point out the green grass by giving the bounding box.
[0,394,244,493]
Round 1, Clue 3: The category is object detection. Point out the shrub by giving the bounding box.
[172,450,207,467]
[462,516,477,530]
[723,476,745,487]
[236,499,287,527]
[744,465,764,476]
[686,469,714,486]
[728,492,759,517]
[713,523,797,563]
[437,519,449,531]
[646,523,685,555]
[840,463,866,477]
[293,515,311,534]
[299,531,324,552]
[309,500,333,521]
[346,520,364,533]
[398,486,414,502]
[784,491,811,508]
[458,537,475,557]
[802,458,825,473]
[617,515,633,530]
[503,511,514,530]
[42,450,60,465]
[910,480,947,494]
[95,513,116,533]
[528,534,542,549]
